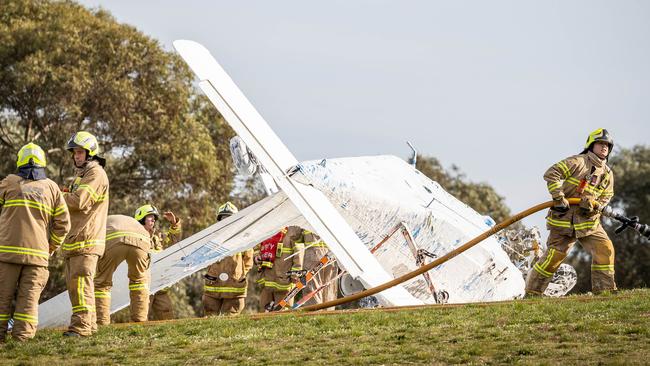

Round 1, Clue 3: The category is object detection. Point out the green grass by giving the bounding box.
[1,289,649,365]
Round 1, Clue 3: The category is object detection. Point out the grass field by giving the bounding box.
[1,289,648,365]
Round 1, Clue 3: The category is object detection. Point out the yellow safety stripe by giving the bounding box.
[540,248,556,271]
[106,231,150,242]
[280,247,293,254]
[290,267,302,271]
[584,185,604,195]
[566,177,580,185]
[77,184,108,202]
[306,241,328,248]
[547,182,561,192]
[204,285,246,293]
[533,263,553,278]
[94,290,111,298]
[53,205,67,216]
[591,264,614,271]
[0,198,4,205]
[261,261,273,268]
[565,178,605,195]
[547,217,598,231]
[574,221,598,230]
[2,199,60,216]
[50,232,65,245]
[557,161,571,179]
[78,276,85,308]
[0,314,10,321]
[256,279,294,291]
[72,305,95,313]
[13,312,38,325]
[546,217,572,228]
[128,283,147,291]
[0,245,49,259]
[62,239,105,251]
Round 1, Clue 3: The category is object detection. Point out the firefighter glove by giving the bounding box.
[551,197,570,213]
[579,197,599,215]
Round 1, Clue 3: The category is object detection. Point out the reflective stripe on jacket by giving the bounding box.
[0,175,70,266]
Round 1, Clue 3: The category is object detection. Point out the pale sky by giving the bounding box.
[77,0,650,236]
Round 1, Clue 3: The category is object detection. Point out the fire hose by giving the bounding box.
[301,198,648,311]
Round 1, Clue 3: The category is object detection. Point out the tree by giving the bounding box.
[567,145,650,292]
[415,154,512,223]
[1,0,237,308]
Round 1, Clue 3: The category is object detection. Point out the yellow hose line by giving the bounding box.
[301,198,580,312]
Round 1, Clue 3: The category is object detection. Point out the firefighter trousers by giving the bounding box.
[0,262,48,341]
[149,290,174,320]
[202,296,245,316]
[302,250,339,310]
[95,244,150,325]
[259,288,291,311]
[65,254,99,336]
[526,227,616,295]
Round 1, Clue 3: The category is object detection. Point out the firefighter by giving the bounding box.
[203,202,254,316]
[62,131,109,337]
[134,204,182,320]
[526,128,616,296]
[94,214,152,325]
[300,231,338,310]
[255,226,305,311]
[0,143,70,341]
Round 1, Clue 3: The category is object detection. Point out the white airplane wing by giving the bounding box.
[39,192,307,328]
[173,40,421,307]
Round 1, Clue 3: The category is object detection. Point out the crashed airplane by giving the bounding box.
[40,40,546,328]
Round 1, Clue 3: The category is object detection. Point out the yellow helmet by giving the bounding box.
[134,204,160,222]
[217,202,238,221]
[67,131,99,157]
[16,142,47,168]
[584,128,614,151]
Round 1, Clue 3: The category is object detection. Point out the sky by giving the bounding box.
[77,0,650,237]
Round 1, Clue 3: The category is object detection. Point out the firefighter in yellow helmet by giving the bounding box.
[0,143,70,341]
[134,204,182,320]
[62,132,109,337]
[203,202,254,316]
[526,128,616,296]
[94,213,153,325]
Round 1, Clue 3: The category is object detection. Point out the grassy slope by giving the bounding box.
[1,289,648,365]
